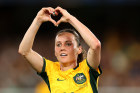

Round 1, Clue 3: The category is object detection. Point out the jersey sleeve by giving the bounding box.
[84,59,102,92]
[37,57,53,75]
[37,57,54,91]
[86,59,102,78]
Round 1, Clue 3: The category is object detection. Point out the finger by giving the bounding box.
[54,9,60,16]
[54,11,58,16]
[56,18,63,26]
[46,7,56,16]
[55,6,64,14]
[52,12,56,16]
[48,7,55,14]
[42,7,53,15]
[55,6,64,11]
[42,8,50,15]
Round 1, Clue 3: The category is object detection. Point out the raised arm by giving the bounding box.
[55,7,101,69]
[18,7,56,73]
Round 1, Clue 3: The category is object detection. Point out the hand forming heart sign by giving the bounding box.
[36,6,72,26]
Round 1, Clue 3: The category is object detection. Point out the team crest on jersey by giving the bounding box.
[73,73,86,84]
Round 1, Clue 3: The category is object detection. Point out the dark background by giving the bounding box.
[0,0,140,93]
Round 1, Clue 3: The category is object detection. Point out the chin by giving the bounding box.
[59,59,69,63]
[57,58,71,64]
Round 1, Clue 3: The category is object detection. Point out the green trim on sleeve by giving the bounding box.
[37,57,51,92]
[86,59,102,77]
[42,57,46,72]
[89,69,98,93]
[86,59,102,93]
[36,57,46,74]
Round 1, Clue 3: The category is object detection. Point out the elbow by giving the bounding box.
[91,40,101,50]
[18,48,25,56]
[18,47,30,56]
[18,49,23,55]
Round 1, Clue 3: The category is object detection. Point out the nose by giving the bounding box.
[60,45,66,51]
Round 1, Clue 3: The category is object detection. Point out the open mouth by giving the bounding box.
[60,53,68,56]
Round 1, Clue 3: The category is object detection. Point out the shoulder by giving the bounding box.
[78,59,89,70]
[79,59,87,66]
[79,59,102,76]
[43,57,59,70]
[43,57,59,65]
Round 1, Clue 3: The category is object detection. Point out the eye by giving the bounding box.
[56,43,61,47]
[66,43,72,46]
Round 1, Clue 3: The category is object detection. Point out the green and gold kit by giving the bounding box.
[38,58,102,93]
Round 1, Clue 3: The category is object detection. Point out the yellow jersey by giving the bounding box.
[36,81,50,93]
[38,58,102,93]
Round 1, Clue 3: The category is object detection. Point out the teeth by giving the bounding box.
[60,53,67,56]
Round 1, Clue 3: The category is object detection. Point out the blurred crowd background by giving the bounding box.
[0,0,140,93]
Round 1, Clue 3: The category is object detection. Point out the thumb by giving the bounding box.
[56,18,63,26]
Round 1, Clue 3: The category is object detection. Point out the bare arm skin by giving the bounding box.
[18,7,56,73]
[69,16,101,69]
[55,7,101,69]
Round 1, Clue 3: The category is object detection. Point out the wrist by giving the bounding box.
[34,16,42,26]
[67,15,76,24]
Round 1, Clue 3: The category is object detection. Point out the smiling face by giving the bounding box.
[55,32,82,64]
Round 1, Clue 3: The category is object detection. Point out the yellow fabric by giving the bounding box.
[44,59,100,93]
[36,81,50,93]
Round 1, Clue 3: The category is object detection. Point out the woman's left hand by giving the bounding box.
[55,6,73,26]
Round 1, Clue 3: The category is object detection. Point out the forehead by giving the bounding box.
[55,32,75,42]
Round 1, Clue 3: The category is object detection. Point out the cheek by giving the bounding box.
[55,47,59,56]
[68,46,78,55]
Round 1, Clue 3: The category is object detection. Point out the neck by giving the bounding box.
[60,61,77,71]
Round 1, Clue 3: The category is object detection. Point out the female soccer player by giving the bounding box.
[19,6,102,93]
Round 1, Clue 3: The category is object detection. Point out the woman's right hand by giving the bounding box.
[35,7,56,25]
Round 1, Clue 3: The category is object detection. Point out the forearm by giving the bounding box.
[19,17,42,55]
[68,16,101,68]
[68,16,101,49]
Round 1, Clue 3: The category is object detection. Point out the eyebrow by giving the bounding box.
[66,41,72,43]
[56,40,72,43]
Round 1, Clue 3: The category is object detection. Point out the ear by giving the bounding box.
[77,46,82,54]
